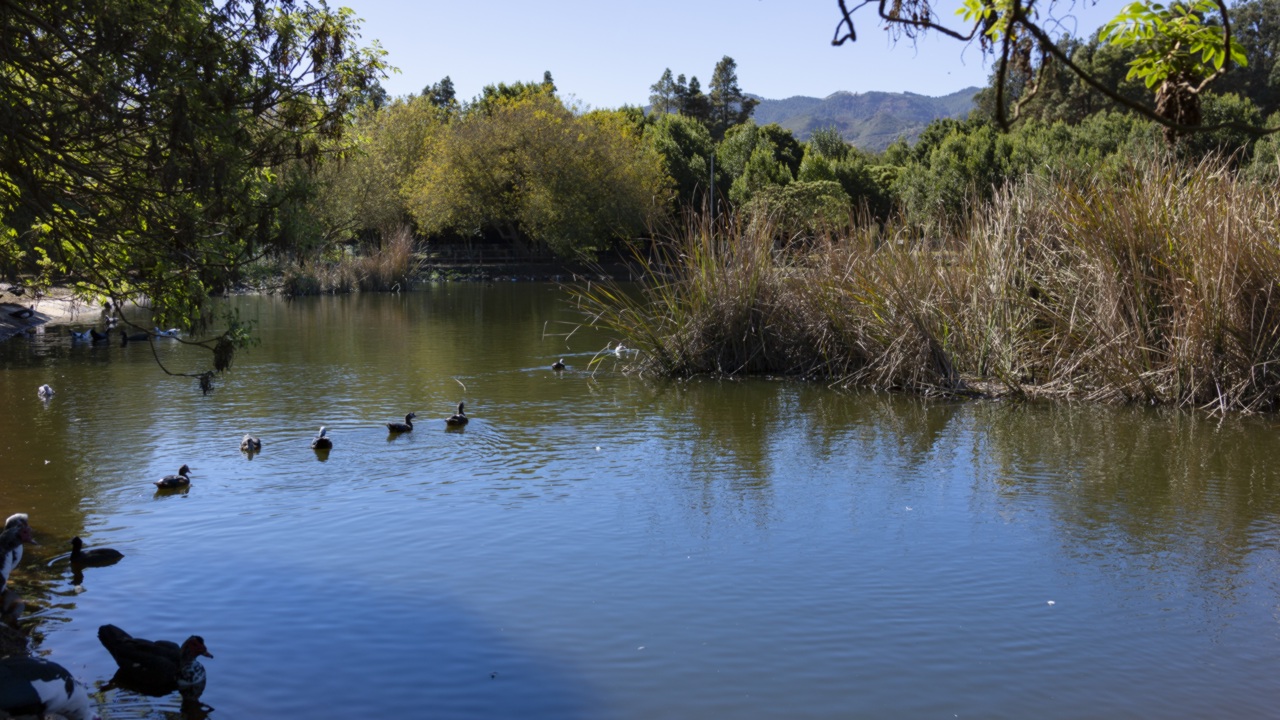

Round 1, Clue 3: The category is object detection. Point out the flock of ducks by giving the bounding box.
[1,513,210,719]
[8,330,590,717]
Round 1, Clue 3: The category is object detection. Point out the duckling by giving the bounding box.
[311,427,333,450]
[70,536,123,567]
[36,384,54,400]
[445,402,469,427]
[387,412,415,433]
[155,465,191,489]
[240,435,262,453]
[551,358,566,372]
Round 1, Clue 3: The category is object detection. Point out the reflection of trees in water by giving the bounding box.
[640,382,966,526]
[975,402,1280,599]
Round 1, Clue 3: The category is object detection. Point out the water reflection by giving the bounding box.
[0,286,1278,718]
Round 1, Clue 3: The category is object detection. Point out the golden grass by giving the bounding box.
[576,154,1280,414]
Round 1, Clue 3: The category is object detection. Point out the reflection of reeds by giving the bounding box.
[577,154,1280,413]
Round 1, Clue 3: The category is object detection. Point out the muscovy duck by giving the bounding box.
[240,435,262,453]
[36,384,54,399]
[551,358,566,372]
[0,655,97,720]
[0,515,33,588]
[98,624,213,702]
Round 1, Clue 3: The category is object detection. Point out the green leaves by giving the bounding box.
[1101,0,1247,88]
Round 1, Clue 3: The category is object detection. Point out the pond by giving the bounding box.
[1,284,1279,719]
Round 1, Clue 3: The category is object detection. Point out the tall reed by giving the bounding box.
[579,154,1280,413]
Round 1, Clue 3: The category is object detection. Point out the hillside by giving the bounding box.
[751,87,980,151]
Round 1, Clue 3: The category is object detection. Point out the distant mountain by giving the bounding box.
[750,87,981,151]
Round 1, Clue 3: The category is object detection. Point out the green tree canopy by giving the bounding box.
[406,93,672,259]
[0,0,386,332]
[707,56,759,139]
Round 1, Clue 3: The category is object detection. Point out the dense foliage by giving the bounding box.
[0,0,386,329]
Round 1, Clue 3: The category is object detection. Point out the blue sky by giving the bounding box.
[345,1,1118,109]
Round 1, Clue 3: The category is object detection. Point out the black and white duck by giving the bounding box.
[445,402,469,427]
[0,515,34,589]
[36,384,54,400]
[311,426,333,450]
[98,624,213,702]
[240,435,262,453]
[551,358,566,372]
[0,655,97,720]
[387,412,416,433]
[70,536,123,567]
[154,465,191,489]
[6,305,33,320]
[89,328,110,344]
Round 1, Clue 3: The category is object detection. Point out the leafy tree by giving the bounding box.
[650,69,680,115]
[679,75,712,125]
[0,0,386,340]
[717,121,802,199]
[406,94,672,259]
[644,113,719,208]
[746,181,853,240]
[707,56,759,139]
[1101,0,1248,141]
[832,0,1275,139]
[808,126,851,160]
[312,95,447,246]
[424,76,458,111]
[1213,0,1280,117]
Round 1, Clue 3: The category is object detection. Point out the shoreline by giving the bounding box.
[0,284,108,342]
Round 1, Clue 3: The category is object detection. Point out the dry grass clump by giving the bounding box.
[282,226,422,296]
[580,153,1280,413]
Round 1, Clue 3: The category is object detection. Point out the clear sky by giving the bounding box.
[343,1,1118,109]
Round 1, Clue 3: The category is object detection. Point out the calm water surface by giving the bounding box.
[2,284,1280,719]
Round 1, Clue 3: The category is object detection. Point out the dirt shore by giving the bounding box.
[0,284,108,341]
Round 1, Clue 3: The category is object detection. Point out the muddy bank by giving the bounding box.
[0,284,109,342]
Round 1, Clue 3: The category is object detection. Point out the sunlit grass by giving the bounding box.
[577,153,1280,414]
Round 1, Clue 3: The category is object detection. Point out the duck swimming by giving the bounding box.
[154,465,191,489]
[311,427,333,450]
[7,305,33,319]
[36,384,53,400]
[0,655,97,720]
[387,412,416,433]
[98,624,213,702]
[551,358,566,372]
[119,329,149,345]
[239,435,262,453]
[70,329,92,342]
[89,328,110,344]
[445,402,469,427]
[70,536,123,567]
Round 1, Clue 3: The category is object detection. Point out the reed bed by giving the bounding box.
[281,225,422,296]
[577,154,1280,414]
